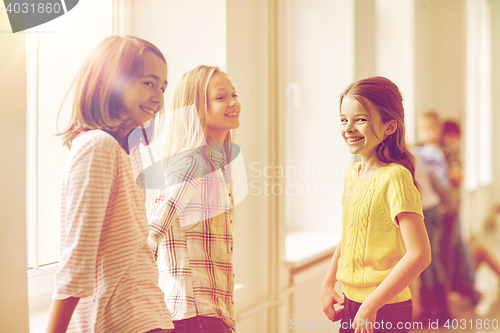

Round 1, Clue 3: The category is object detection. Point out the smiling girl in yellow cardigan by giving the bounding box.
[321,77,431,333]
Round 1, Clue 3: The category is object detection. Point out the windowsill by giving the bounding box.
[29,304,50,333]
[28,265,58,333]
[285,230,340,269]
[28,263,58,311]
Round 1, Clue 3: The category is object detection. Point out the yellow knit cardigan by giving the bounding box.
[336,162,423,304]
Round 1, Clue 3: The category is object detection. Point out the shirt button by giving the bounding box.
[230,220,233,223]
[229,193,231,197]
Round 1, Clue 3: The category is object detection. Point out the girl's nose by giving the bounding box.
[151,90,163,104]
[229,98,239,107]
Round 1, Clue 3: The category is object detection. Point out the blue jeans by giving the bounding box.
[340,297,412,333]
[171,316,233,333]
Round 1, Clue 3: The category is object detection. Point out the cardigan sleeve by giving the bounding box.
[386,164,423,226]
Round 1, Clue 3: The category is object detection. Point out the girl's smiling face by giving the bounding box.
[205,72,241,141]
[340,95,393,160]
[119,51,168,136]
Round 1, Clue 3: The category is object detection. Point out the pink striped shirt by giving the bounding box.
[53,130,174,333]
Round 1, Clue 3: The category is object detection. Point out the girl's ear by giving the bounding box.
[385,120,398,136]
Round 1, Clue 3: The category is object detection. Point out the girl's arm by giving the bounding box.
[352,212,431,333]
[46,297,80,333]
[321,242,345,321]
[147,158,200,258]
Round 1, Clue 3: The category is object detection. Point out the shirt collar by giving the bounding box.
[207,144,227,168]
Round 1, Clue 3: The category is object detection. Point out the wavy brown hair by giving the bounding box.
[58,35,166,148]
[340,76,420,190]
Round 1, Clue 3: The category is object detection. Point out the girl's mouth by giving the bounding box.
[141,106,156,116]
[225,112,239,117]
[347,137,363,143]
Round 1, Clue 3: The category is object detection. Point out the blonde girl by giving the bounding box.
[147,66,241,333]
[46,36,173,333]
[321,77,431,333]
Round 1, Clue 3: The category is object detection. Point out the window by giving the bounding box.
[465,0,492,191]
[375,0,416,143]
[26,0,119,310]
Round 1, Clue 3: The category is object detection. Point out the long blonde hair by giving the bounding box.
[163,66,240,226]
[58,35,166,148]
[163,65,233,167]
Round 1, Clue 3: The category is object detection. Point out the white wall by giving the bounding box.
[226,1,272,331]
[0,6,30,332]
[355,0,376,79]
[490,0,500,209]
[414,0,466,121]
[284,0,355,233]
[376,0,416,142]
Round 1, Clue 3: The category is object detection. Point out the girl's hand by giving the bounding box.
[321,284,344,322]
[352,303,377,333]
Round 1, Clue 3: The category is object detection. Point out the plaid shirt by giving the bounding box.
[147,147,235,329]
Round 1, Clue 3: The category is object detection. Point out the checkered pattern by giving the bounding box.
[147,147,235,329]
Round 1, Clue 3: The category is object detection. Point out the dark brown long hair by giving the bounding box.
[340,76,420,190]
[58,35,166,148]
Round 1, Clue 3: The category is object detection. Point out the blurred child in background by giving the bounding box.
[416,111,477,307]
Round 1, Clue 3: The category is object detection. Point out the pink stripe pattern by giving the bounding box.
[53,130,174,333]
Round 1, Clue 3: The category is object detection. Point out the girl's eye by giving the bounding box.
[340,119,347,123]
[357,118,367,122]
[232,94,238,98]
[145,82,154,88]
[217,95,225,100]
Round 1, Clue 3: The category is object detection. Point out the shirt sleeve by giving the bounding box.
[53,141,116,300]
[147,157,200,259]
[386,165,423,226]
